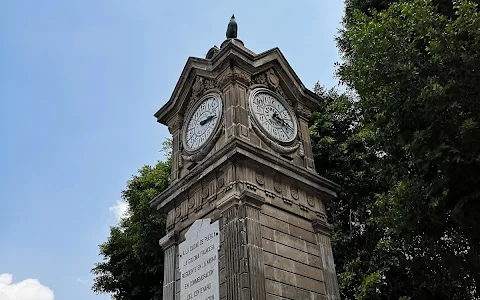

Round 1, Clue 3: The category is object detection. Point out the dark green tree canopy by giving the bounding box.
[332,0,480,298]
[92,159,171,300]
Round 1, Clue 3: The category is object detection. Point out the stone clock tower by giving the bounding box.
[150,16,341,300]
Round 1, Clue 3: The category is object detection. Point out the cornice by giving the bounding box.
[149,138,339,212]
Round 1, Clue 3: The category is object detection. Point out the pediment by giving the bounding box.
[154,39,322,127]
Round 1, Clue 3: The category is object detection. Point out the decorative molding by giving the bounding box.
[291,187,299,200]
[265,190,275,198]
[175,206,181,218]
[205,46,219,59]
[266,69,279,88]
[312,214,333,236]
[190,77,218,103]
[202,187,209,199]
[178,152,184,169]
[298,140,305,157]
[240,190,266,208]
[252,69,292,105]
[217,67,251,88]
[299,204,309,212]
[295,102,312,120]
[167,116,183,134]
[246,182,257,191]
[252,72,267,85]
[158,231,179,249]
[255,172,265,185]
[273,181,282,193]
[217,177,225,189]
[188,194,195,209]
[307,196,315,207]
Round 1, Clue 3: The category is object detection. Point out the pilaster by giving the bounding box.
[159,231,179,300]
[312,219,340,300]
[217,66,251,143]
[219,191,266,300]
[295,102,315,171]
[167,115,183,183]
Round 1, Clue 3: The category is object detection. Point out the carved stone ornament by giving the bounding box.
[189,76,218,105]
[291,187,299,200]
[188,195,195,209]
[178,153,184,168]
[252,73,267,85]
[298,140,305,157]
[307,196,315,207]
[255,172,265,185]
[217,67,251,87]
[252,69,292,105]
[175,206,181,218]
[167,117,183,134]
[295,102,312,120]
[312,215,333,235]
[299,204,309,212]
[202,187,209,199]
[274,181,282,193]
[217,175,225,188]
[266,69,279,88]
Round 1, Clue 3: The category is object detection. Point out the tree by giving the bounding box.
[310,85,393,299]
[92,158,171,300]
[333,0,480,298]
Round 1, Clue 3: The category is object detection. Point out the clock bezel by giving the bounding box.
[182,93,224,154]
[248,88,298,144]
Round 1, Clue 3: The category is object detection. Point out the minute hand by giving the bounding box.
[272,113,292,129]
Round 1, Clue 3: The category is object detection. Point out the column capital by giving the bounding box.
[159,231,179,249]
[312,216,333,236]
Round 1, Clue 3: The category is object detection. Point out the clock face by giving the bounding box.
[182,94,223,152]
[249,88,297,143]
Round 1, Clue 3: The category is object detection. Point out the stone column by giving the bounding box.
[312,218,340,300]
[220,191,266,300]
[159,231,179,300]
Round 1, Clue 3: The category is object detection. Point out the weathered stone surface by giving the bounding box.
[152,36,341,300]
[263,252,324,281]
[260,213,317,244]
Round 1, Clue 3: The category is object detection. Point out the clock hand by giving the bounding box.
[272,113,293,129]
[199,115,217,126]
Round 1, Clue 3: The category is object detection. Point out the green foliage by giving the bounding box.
[92,160,171,300]
[330,0,480,298]
[311,85,393,300]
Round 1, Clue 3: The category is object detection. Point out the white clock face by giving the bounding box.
[183,94,223,152]
[249,89,297,143]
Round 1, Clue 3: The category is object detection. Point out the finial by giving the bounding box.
[226,14,237,39]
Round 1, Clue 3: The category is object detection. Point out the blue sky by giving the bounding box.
[0,1,344,299]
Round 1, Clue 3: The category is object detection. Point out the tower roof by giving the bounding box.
[154,40,322,126]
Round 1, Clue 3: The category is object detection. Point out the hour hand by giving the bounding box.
[199,115,216,125]
[272,113,292,129]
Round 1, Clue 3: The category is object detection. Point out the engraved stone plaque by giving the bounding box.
[179,219,220,300]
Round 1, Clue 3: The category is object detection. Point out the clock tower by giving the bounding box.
[150,16,341,300]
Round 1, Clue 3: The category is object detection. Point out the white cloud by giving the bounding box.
[0,274,54,300]
[109,200,130,222]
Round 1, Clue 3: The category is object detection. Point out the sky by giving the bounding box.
[0,1,344,299]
